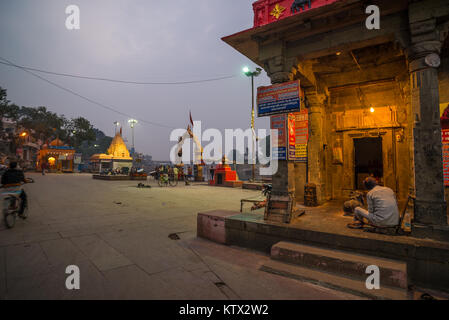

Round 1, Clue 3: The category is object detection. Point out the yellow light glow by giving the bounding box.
[20,132,27,137]
[48,157,56,166]
[336,52,342,56]
[370,107,375,113]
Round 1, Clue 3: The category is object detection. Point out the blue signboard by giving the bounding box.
[272,147,287,160]
[257,81,301,117]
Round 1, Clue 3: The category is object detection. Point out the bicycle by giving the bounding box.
[169,174,178,187]
[158,173,178,187]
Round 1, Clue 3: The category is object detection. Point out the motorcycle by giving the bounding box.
[2,178,34,229]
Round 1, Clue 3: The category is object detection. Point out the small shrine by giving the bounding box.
[209,156,242,187]
[90,129,133,173]
[37,138,76,173]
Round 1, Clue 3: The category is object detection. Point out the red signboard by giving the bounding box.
[288,113,296,160]
[253,0,340,28]
[442,130,449,186]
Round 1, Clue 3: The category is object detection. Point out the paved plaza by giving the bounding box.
[0,173,361,300]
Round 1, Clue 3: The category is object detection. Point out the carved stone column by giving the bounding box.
[305,90,327,204]
[262,53,298,222]
[407,19,447,226]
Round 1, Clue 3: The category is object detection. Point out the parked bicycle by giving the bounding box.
[158,173,178,187]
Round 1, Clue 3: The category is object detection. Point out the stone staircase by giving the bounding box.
[260,241,409,300]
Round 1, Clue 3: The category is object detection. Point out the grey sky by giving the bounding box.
[0,0,270,160]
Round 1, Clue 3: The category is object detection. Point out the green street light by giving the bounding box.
[242,66,262,182]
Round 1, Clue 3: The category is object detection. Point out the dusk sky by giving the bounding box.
[0,0,271,160]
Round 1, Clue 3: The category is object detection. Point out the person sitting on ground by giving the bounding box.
[1,160,28,215]
[347,177,399,229]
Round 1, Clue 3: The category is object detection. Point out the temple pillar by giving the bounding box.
[407,18,447,226]
[305,90,327,204]
[262,53,298,222]
[268,69,296,209]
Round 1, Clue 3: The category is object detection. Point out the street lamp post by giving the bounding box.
[128,119,138,156]
[113,121,120,135]
[243,66,262,182]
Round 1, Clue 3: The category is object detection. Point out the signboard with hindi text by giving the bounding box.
[287,114,296,161]
[442,130,449,186]
[270,114,287,160]
[441,102,449,186]
[294,110,308,162]
[257,80,302,117]
[270,113,298,161]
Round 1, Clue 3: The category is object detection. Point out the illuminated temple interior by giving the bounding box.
[37,138,75,173]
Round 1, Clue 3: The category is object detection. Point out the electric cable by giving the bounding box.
[0,60,237,85]
[0,56,178,129]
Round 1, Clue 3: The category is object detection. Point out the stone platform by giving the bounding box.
[242,182,265,190]
[197,201,449,293]
[224,180,243,188]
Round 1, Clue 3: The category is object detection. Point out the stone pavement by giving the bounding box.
[0,173,362,300]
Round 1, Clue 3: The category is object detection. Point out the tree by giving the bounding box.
[0,87,9,107]
[0,87,20,124]
[66,117,96,148]
[76,128,112,160]
[0,85,111,158]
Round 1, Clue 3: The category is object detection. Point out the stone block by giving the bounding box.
[197,210,240,244]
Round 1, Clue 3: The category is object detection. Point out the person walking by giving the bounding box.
[41,162,47,175]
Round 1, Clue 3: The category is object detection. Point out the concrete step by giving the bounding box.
[261,260,408,300]
[271,241,407,290]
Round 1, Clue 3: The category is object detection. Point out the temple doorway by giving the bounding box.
[354,137,383,190]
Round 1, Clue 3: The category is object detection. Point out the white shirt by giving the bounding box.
[367,186,400,227]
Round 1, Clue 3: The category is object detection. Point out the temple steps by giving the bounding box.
[260,241,409,300]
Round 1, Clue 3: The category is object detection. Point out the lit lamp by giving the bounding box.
[370,107,375,113]
[128,119,138,155]
[114,121,120,134]
[242,66,262,182]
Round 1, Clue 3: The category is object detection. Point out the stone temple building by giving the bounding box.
[223,0,449,237]
[90,129,133,172]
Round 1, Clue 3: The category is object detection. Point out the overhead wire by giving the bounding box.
[0,56,186,129]
[0,60,237,85]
